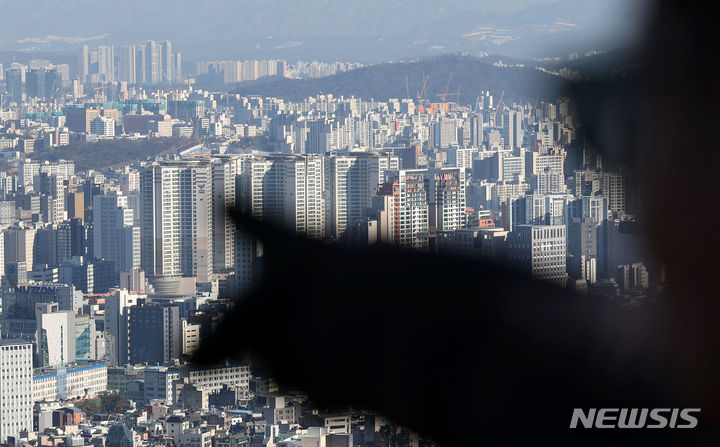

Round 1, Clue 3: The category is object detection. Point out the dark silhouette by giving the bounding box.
[194,2,720,444]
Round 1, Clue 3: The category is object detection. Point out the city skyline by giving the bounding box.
[2,1,709,446]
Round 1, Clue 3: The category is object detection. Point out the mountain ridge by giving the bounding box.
[225,55,566,105]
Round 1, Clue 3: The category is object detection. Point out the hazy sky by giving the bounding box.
[0,0,650,61]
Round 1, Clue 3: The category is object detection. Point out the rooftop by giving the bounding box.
[0,338,32,346]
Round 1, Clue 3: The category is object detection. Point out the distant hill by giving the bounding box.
[227,55,566,106]
[539,48,640,79]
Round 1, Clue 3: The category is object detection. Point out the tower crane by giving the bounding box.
[494,90,506,123]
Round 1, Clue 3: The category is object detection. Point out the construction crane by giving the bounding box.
[436,73,454,101]
[440,85,462,105]
[93,84,112,100]
[48,77,58,99]
[438,72,453,101]
[416,73,430,107]
[437,72,462,104]
[493,90,506,124]
[474,96,483,112]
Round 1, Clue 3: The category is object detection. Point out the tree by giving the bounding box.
[100,393,132,414]
[73,398,101,416]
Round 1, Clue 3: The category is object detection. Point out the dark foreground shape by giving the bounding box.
[195,2,720,444]
[192,213,714,445]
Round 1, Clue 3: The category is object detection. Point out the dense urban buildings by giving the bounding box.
[0,34,659,447]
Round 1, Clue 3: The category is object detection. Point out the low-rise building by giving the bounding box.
[33,362,108,403]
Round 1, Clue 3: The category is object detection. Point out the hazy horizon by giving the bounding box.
[0,0,649,62]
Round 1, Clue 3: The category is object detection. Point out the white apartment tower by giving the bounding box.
[140,160,213,281]
[162,41,174,84]
[240,154,325,238]
[139,40,163,84]
[324,152,399,239]
[79,45,89,82]
[117,45,137,84]
[97,45,115,82]
[211,157,237,272]
[0,339,33,443]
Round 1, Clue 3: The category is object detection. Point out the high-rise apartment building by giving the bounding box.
[324,153,399,239]
[391,169,429,250]
[138,41,162,84]
[162,41,174,84]
[136,43,148,84]
[428,167,467,232]
[211,157,237,272]
[79,45,89,82]
[0,339,33,443]
[32,172,67,224]
[602,171,627,215]
[175,52,182,82]
[26,68,58,99]
[117,45,137,84]
[140,160,213,281]
[93,194,140,273]
[240,154,325,238]
[5,68,23,103]
[98,46,115,81]
[503,109,522,149]
[131,40,178,84]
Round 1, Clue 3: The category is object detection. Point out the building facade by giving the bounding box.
[0,339,33,443]
[508,224,568,286]
[32,362,108,403]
